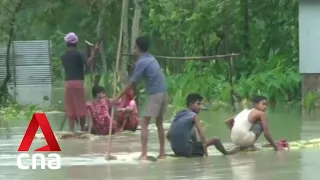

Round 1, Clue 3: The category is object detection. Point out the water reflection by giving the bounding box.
[229,154,257,180]
[300,113,320,180]
[230,151,301,180]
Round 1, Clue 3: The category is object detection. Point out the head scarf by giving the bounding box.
[64,32,78,44]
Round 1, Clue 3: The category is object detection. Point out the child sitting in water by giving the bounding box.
[116,88,139,132]
[86,85,119,135]
[166,93,235,157]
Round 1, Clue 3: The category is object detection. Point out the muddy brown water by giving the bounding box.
[0,108,319,180]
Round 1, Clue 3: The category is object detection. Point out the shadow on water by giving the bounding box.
[1,105,320,179]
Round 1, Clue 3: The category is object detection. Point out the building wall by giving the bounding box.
[299,0,320,74]
[299,0,320,98]
[0,40,52,108]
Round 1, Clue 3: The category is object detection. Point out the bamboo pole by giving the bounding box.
[119,53,241,60]
[106,0,125,160]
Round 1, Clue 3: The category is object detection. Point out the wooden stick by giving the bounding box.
[85,40,94,46]
[119,53,241,60]
[106,0,124,160]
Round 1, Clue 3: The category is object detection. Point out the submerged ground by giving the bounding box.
[0,108,319,180]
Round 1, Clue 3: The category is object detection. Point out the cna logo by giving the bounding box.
[17,113,61,170]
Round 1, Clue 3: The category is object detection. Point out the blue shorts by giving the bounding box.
[250,123,263,136]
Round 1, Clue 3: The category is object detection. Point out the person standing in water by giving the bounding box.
[61,32,99,132]
[167,93,234,157]
[225,95,278,151]
[115,36,168,160]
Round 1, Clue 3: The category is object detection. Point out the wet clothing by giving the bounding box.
[61,50,86,81]
[117,99,139,131]
[130,52,167,95]
[61,50,87,120]
[86,98,118,135]
[231,109,263,148]
[169,109,204,157]
[65,80,86,120]
[143,92,168,118]
[130,52,168,118]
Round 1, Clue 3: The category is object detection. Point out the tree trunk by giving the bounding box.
[129,0,142,106]
[0,0,24,106]
[242,0,250,54]
[120,0,129,86]
[97,0,109,93]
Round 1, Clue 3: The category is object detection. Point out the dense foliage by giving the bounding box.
[1,0,313,114]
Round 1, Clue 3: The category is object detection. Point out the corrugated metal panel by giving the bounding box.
[14,66,52,84]
[299,1,320,73]
[13,40,52,85]
[13,41,51,66]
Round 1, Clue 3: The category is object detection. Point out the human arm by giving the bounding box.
[259,113,278,151]
[225,116,235,130]
[86,104,93,133]
[194,115,208,157]
[116,60,145,100]
[88,42,100,65]
[80,42,100,66]
[117,100,135,113]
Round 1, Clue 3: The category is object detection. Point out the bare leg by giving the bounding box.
[138,116,151,160]
[206,137,239,155]
[68,119,75,132]
[79,117,86,131]
[156,115,166,159]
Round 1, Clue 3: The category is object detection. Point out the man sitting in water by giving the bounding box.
[225,95,278,151]
[166,93,234,157]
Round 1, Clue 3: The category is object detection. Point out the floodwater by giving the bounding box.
[0,108,320,180]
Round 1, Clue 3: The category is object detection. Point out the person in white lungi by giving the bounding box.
[225,95,278,151]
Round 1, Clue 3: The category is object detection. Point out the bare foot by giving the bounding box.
[137,155,148,161]
[157,154,166,159]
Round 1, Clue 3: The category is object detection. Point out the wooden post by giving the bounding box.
[228,56,236,112]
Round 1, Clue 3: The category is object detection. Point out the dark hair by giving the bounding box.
[135,36,149,52]
[92,85,105,98]
[186,93,203,107]
[66,42,77,47]
[251,95,267,104]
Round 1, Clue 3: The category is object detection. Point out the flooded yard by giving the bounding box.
[0,109,319,180]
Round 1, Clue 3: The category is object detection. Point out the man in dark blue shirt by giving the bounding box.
[116,36,168,160]
[167,93,234,157]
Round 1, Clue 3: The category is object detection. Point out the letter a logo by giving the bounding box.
[18,113,61,152]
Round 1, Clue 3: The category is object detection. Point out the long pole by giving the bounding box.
[106,0,125,160]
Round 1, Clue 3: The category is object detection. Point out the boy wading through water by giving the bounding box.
[167,93,235,157]
[61,32,99,132]
[115,36,168,160]
[225,95,279,151]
